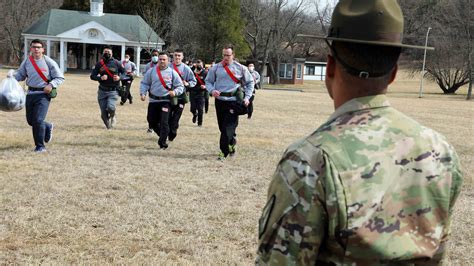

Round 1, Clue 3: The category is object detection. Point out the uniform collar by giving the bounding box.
[328,94,391,122]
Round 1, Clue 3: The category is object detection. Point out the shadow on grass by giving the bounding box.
[0,144,30,151]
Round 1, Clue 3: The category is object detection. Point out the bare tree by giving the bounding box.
[2,0,62,65]
[400,0,472,95]
[242,0,310,84]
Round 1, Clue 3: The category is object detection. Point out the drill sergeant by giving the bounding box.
[256,0,463,264]
[247,63,261,119]
[140,52,184,149]
[90,46,125,129]
[120,54,137,105]
[168,49,197,141]
[205,44,254,160]
[189,59,208,127]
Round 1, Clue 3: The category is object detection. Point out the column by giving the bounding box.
[60,40,65,73]
[46,40,51,57]
[136,46,141,76]
[121,44,125,61]
[24,38,28,61]
[82,43,87,69]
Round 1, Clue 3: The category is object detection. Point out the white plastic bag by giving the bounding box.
[0,70,26,112]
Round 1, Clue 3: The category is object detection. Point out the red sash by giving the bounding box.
[29,56,49,83]
[222,62,240,83]
[156,66,171,91]
[195,72,205,86]
[173,63,184,80]
[100,59,114,77]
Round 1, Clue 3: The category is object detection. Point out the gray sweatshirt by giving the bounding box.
[205,61,254,101]
[140,66,184,103]
[121,60,137,80]
[14,55,65,95]
[144,62,158,74]
[170,62,197,88]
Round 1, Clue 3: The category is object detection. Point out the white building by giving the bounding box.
[22,0,164,75]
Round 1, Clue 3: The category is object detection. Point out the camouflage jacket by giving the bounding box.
[256,95,463,265]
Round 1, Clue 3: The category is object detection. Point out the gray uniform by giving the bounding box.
[205,62,254,101]
[14,55,64,151]
[140,66,184,103]
[14,55,65,94]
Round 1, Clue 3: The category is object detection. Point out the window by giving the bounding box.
[305,65,315,76]
[297,64,302,79]
[279,63,293,79]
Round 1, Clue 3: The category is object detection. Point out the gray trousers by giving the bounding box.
[97,89,119,126]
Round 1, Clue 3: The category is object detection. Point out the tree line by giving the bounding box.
[0,0,471,97]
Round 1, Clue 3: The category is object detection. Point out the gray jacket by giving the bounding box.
[205,61,254,101]
[14,55,65,94]
[140,66,184,103]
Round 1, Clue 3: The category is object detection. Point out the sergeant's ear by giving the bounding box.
[326,55,336,79]
[388,64,398,85]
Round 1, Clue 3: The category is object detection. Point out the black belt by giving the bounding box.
[149,94,170,100]
[99,85,117,92]
[220,90,237,97]
[28,87,44,91]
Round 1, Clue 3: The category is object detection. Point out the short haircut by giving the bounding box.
[103,46,112,52]
[223,44,234,51]
[174,49,184,54]
[30,39,44,47]
[158,51,169,57]
[332,41,401,79]
[195,59,203,64]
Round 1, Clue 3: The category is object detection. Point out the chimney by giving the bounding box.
[90,0,104,17]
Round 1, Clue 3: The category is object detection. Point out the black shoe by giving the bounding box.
[120,101,125,105]
[168,134,176,142]
[129,98,133,104]
[192,115,197,124]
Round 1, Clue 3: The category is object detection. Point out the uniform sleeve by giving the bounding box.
[255,72,261,83]
[139,70,152,96]
[14,60,28,82]
[436,147,464,263]
[184,65,197,88]
[256,146,328,265]
[205,66,216,93]
[242,67,254,100]
[46,58,65,88]
[132,63,137,75]
[90,63,101,81]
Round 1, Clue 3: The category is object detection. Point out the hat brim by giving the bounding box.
[297,34,434,50]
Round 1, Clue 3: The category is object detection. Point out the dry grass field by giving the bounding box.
[0,68,472,264]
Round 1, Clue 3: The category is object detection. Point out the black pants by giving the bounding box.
[247,94,255,118]
[26,93,51,149]
[120,79,133,103]
[190,92,205,126]
[147,101,171,147]
[168,99,185,140]
[205,92,209,113]
[215,98,238,157]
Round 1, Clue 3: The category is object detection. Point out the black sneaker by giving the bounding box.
[45,123,54,143]
[192,115,197,124]
[120,101,125,105]
[168,134,176,142]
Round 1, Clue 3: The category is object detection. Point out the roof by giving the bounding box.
[23,9,163,44]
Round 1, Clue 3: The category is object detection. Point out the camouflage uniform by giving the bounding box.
[256,95,463,265]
